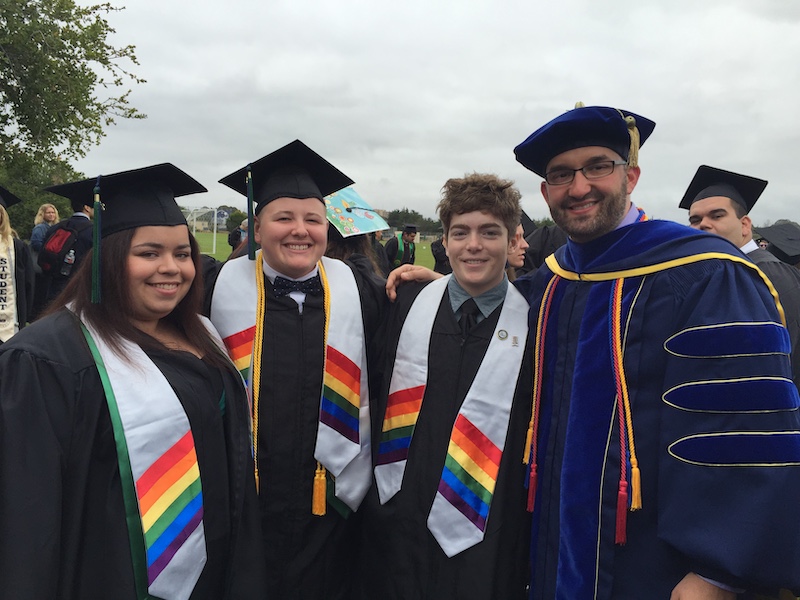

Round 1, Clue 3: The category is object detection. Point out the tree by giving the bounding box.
[387,208,439,234]
[226,209,247,233]
[0,0,145,162]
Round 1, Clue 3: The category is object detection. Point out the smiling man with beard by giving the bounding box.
[512,103,800,599]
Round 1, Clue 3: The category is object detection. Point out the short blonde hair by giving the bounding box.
[34,203,60,225]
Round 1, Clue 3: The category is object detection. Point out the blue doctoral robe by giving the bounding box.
[514,219,800,599]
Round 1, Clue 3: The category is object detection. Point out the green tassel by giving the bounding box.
[91,176,102,304]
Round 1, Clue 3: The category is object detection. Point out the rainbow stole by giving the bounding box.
[209,253,372,511]
[81,320,206,600]
[374,277,529,557]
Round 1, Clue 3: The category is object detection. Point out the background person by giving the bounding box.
[0,164,264,598]
[0,185,34,342]
[385,223,417,267]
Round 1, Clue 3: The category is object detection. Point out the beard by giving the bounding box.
[548,176,629,243]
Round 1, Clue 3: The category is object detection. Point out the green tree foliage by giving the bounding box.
[225,209,247,233]
[0,0,145,161]
[1,148,81,239]
[387,208,439,234]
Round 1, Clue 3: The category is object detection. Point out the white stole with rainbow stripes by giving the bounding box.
[373,276,528,556]
[82,320,206,600]
[210,253,372,510]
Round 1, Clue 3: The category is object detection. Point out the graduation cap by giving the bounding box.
[325,187,390,238]
[514,103,656,178]
[754,222,800,264]
[678,165,768,213]
[402,224,417,234]
[520,210,536,238]
[45,163,206,302]
[219,140,354,216]
[0,184,23,209]
[45,163,206,237]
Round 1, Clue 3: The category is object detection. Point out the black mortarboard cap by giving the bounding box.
[403,223,417,234]
[754,222,800,264]
[45,163,206,238]
[678,165,768,212]
[514,104,656,178]
[0,184,23,209]
[520,210,536,238]
[218,140,354,215]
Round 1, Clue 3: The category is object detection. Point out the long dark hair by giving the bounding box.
[46,226,232,368]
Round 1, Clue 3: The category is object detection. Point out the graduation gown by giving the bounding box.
[204,254,386,600]
[0,309,265,599]
[748,246,800,389]
[357,282,532,600]
[0,238,34,335]
[514,219,800,599]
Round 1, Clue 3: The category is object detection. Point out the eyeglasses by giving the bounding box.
[544,160,627,186]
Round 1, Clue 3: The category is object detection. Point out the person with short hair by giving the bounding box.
[0,164,264,598]
[512,103,800,598]
[358,172,532,600]
[681,165,800,389]
[384,223,417,267]
[205,140,386,599]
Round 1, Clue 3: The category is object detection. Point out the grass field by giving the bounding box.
[195,230,436,270]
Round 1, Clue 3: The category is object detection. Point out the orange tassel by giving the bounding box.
[523,422,534,465]
[615,481,628,544]
[630,463,642,511]
[527,465,538,512]
[312,462,327,516]
[255,468,260,494]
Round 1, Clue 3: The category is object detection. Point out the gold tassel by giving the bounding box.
[255,468,260,494]
[630,460,642,511]
[312,462,327,516]
[523,421,534,464]
[625,115,641,168]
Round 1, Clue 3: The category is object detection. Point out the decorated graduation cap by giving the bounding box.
[678,165,768,213]
[514,103,656,178]
[325,186,390,238]
[45,163,206,302]
[0,184,24,209]
[754,222,800,264]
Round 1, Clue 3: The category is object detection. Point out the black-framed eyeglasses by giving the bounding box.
[544,160,627,186]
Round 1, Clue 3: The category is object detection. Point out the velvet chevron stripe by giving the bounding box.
[437,414,502,530]
[222,325,256,380]
[376,385,425,465]
[136,430,204,585]
[320,346,361,443]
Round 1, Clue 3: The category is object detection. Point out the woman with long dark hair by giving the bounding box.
[0,165,264,599]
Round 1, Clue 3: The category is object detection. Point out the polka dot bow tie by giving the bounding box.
[272,275,323,297]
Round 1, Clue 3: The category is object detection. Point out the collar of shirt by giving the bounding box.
[447,275,508,324]
[262,258,319,313]
[740,238,759,254]
[72,212,91,220]
[616,202,641,229]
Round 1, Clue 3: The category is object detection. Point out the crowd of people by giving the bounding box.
[1,105,800,599]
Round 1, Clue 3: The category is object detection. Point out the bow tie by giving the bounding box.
[272,275,323,297]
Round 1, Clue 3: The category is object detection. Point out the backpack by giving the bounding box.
[37,220,92,274]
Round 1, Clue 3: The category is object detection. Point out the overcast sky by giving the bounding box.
[73,0,800,228]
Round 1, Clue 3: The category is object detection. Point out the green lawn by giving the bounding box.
[195,230,436,270]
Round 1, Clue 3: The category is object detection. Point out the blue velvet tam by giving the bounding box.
[678,164,767,212]
[513,104,656,178]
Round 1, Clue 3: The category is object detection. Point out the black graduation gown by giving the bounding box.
[0,309,265,599]
[514,220,800,599]
[204,254,386,600]
[384,235,415,267]
[357,282,532,600]
[748,247,800,389]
